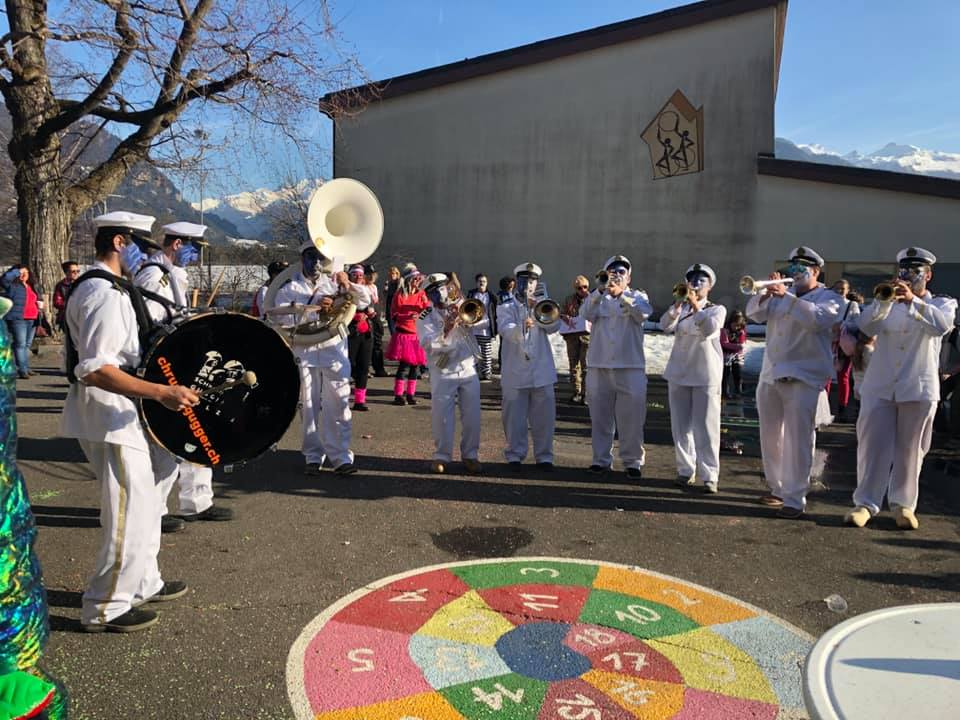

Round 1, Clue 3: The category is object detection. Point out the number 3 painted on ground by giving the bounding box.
[520,567,560,578]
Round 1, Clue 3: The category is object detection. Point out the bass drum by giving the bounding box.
[138,312,300,468]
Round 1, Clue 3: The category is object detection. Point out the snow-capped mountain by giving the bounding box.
[193,178,323,240]
[777,138,960,181]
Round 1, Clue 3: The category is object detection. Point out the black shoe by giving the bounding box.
[146,580,189,603]
[161,515,186,534]
[537,462,554,472]
[588,464,610,475]
[17,372,28,380]
[392,396,406,406]
[675,475,693,487]
[180,505,234,522]
[334,462,358,475]
[353,403,370,411]
[626,467,643,481]
[405,394,418,405]
[82,607,158,633]
[373,371,390,377]
[776,506,805,520]
[305,462,324,476]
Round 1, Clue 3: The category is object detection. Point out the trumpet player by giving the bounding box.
[136,222,233,528]
[416,273,483,474]
[581,255,653,479]
[497,262,560,469]
[746,246,840,519]
[659,264,726,492]
[846,247,957,530]
[275,241,369,476]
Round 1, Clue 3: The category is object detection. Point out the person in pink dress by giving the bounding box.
[386,263,429,405]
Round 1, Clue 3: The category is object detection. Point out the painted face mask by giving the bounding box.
[686,271,711,292]
[120,240,147,274]
[606,265,629,289]
[787,262,813,285]
[516,275,539,299]
[426,284,450,308]
[302,249,325,280]
[175,243,200,267]
[897,266,925,290]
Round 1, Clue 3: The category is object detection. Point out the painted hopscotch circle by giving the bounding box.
[287,558,814,719]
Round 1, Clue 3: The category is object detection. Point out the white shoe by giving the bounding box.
[844,506,871,528]
[703,482,718,494]
[893,506,919,530]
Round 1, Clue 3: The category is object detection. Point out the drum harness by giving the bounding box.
[63,269,182,384]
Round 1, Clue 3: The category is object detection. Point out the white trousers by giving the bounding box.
[430,373,481,461]
[755,380,820,510]
[854,395,937,514]
[668,383,721,484]
[300,363,353,467]
[80,440,164,625]
[502,385,555,463]
[149,445,214,515]
[587,368,647,470]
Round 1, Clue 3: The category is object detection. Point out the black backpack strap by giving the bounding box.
[63,269,157,383]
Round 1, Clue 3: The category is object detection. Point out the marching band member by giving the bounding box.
[416,273,483,474]
[746,246,840,519]
[659,264,726,492]
[252,260,289,319]
[581,255,653,479]
[846,247,957,530]
[275,242,369,476]
[136,222,233,527]
[497,262,560,469]
[60,212,197,632]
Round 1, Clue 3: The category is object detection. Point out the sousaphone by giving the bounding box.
[264,178,384,347]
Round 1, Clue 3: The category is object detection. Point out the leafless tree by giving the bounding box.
[0,0,365,293]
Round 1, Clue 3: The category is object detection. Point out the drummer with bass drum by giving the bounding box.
[135,221,234,529]
[59,211,198,633]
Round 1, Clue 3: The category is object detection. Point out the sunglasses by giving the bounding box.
[576,285,589,290]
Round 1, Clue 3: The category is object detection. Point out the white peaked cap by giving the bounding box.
[897,247,937,266]
[685,263,716,285]
[93,211,155,235]
[162,221,207,240]
[604,255,631,271]
[424,273,449,289]
[513,262,542,277]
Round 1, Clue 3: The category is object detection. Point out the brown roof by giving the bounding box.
[757,155,960,201]
[321,0,787,115]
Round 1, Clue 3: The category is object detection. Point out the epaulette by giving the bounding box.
[419,307,432,319]
[159,275,170,287]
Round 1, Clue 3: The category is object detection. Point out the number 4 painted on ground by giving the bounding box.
[472,683,524,710]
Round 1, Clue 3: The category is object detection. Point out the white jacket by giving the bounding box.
[659,301,726,387]
[59,261,151,451]
[416,307,478,379]
[857,291,956,403]
[497,296,559,390]
[581,288,653,370]
[135,254,189,323]
[273,271,370,368]
[747,284,840,390]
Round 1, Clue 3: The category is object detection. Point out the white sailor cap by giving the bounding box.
[423,272,449,290]
[514,262,542,277]
[788,246,825,267]
[604,255,632,272]
[93,211,155,239]
[299,239,323,253]
[162,221,208,245]
[897,246,937,267]
[685,263,716,285]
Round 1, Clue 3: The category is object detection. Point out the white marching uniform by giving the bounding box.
[659,301,726,486]
[275,272,370,468]
[497,297,560,463]
[416,307,481,462]
[581,288,653,470]
[59,261,166,625]
[136,255,215,515]
[853,291,956,514]
[747,285,841,510]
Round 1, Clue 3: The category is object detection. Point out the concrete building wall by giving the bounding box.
[336,7,780,313]
[756,176,960,299]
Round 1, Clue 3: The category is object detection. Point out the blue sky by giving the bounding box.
[329,0,959,155]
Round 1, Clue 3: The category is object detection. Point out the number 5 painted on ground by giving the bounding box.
[347,648,374,672]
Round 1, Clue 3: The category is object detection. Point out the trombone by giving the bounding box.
[739,275,795,295]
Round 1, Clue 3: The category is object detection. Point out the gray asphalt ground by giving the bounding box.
[14,349,960,720]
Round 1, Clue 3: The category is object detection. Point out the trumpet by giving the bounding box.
[873,282,896,302]
[457,298,485,326]
[672,282,689,300]
[595,270,609,287]
[532,298,560,326]
[739,275,795,295]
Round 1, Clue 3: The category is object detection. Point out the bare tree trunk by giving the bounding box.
[13,139,71,298]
